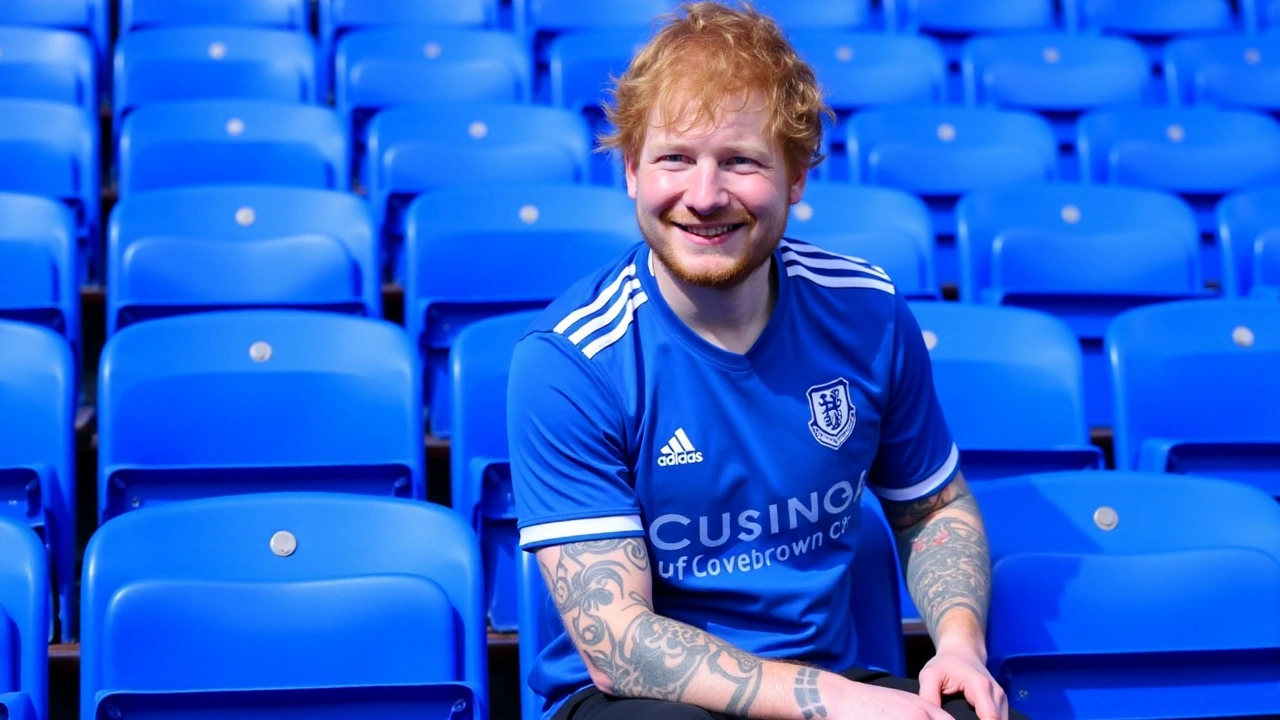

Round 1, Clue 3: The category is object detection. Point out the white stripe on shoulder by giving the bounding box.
[581,291,648,358]
[567,278,643,344]
[554,264,638,335]
[786,264,896,294]
[781,243,892,282]
[519,515,644,549]
[870,443,960,502]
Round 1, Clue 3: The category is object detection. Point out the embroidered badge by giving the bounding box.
[806,378,855,450]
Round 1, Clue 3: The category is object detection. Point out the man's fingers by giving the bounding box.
[964,675,1004,720]
[916,668,944,707]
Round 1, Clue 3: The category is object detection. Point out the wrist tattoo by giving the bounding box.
[794,667,827,719]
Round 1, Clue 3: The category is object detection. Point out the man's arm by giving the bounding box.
[536,538,953,720]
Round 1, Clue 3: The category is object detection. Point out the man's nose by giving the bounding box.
[685,161,729,215]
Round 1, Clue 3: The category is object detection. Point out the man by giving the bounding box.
[509,4,1020,719]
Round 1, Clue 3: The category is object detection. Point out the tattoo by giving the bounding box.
[794,667,828,719]
[886,479,992,638]
[538,538,764,714]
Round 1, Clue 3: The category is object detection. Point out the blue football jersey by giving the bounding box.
[509,239,958,718]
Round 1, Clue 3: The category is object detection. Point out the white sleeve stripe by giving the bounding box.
[519,515,645,548]
[870,443,960,502]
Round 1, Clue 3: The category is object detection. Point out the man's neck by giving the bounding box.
[651,252,778,355]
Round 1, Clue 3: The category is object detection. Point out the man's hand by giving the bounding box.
[821,672,953,720]
[916,644,1008,720]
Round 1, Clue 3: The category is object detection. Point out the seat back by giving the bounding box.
[0,321,74,642]
[516,0,675,47]
[787,183,938,299]
[0,27,96,110]
[1074,0,1237,37]
[547,29,649,114]
[962,33,1148,111]
[118,99,348,195]
[1165,34,1280,111]
[106,185,379,334]
[0,516,47,720]
[97,310,424,521]
[405,184,639,437]
[81,493,486,720]
[750,0,871,30]
[0,192,78,347]
[790,32,946,112]
[120,0,309,34]
[1217,186,1280,297]
[0,0,107,67]
[113,27,318,130]
[886,0,1060,33]
[1108,299,1280,490]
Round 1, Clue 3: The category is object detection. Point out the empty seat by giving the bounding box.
[404,183,640,438]
[909,304,1102,479]
[0,0,108,72]
[1109,299,1280,496]
[106,185,380,334]
[751,0,871,30]
[119,0,309,34]
[885,0,1061,34]
[1074,0,1238,37]
[334,27,532,148]
[97,310,424,522]
[366,103,593,274]
[118,99,349,195]
[792,31,947,112]
[113,27,319,131]
[0,516,47,720]
[1217,186,1280,298]
[0,322,75,643]
[516,0,676,45]
[548,29,649,116]
[0,27,96,111]
[786,183,938,299]
[0,192,80,362]
[81,493,486,720]
[1165,34,1280,112]
[0,99,99,282]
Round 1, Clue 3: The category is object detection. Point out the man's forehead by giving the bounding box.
[644,89,771,142]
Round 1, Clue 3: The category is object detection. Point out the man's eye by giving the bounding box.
[727,157,756,166]
[659,154,685,162]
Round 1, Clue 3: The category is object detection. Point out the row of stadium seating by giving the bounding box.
[4,295,1276,644]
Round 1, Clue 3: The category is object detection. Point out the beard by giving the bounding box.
[639,208,784,291]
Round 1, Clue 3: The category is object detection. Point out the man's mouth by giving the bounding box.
[672,221,747,238]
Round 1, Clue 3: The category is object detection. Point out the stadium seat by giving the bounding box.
[786,183,939,299]
[106,185,380,335]
[366,103,593,274]
[334,27,532,153]
[1109,299,1280,496]
[957,184,1206,424]
[1073,0,1238,37]
[885,0,1061,34]
[0,27,96,111]
[0,322,75,643]
[0,99,99,282]
[119,0,309,34]
[790,31,947,114]
[0,516,47,720]
[750,0,871,30]
[1165,34,1280,112]
[0,0,108,74]
[1217,186,1280,298]
[516,0,676,43]
[405,184,640,438]
[1253,0,1280,32]
[1076,107,1280,239]
[451,311,541,631]
[81,493,486,720]
[117,99,348,195]
[97,310,424,522]
[908,304,1102,480]
[0,192,80,363]
[113,27,319,132]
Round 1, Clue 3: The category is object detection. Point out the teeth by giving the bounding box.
[683,224,736,237]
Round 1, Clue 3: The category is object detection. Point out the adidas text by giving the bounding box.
[658,451,704,467]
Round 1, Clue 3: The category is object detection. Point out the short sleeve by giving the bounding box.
[509,331,643,551]
[867,294,959,503]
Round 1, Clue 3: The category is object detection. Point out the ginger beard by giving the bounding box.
[640,206,784,291]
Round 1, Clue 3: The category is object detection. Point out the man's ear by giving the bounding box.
[623,153,639,199]
[788,166,808,206]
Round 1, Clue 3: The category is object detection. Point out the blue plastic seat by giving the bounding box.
[908,304,1102,480]
[786,183,938,299]
[335,27,532,151]
[0,99,99,282]
[751,0,871,30]
[1217,186,1280,298]
[0,322,74,644]
[1077,107,1280,235]
[0,516,47,720]
[113,27,319,132]
[791,31,947,114]
[97,310,424,522]
[0,27,96,111]
[547,29,648,115]
[0,192,80,363]
[118,99,349,195]
[119,0,308,34]
[516,0,676,44]
[1109,299,1280,496]
[451,311,541,631]
[885,0,1061,34]
[106,185,380,335]
[81,492,487,720]
[0,0,108,76]
[405,183,639,438]
[1073,0,1238,37]
[366,103,593,274]
[1165,34,1280,112]
[1253,0,1280,32]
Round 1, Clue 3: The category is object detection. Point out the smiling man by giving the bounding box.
[508,4,1022,720]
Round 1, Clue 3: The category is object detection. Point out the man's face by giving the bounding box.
[625,91,806,290]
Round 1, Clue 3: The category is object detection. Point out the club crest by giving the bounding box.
[806,378,855,450]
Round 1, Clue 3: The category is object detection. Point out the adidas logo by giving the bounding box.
[657,428,704,467]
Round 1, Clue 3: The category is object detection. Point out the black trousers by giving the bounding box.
[552,667,1031,720]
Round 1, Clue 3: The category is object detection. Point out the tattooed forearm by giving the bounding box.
[886,478,992,639]
[794,667,828,719]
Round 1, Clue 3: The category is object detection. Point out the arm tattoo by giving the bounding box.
[794,667,828,719]
[886,482,992,639]
[539,538,764,714]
